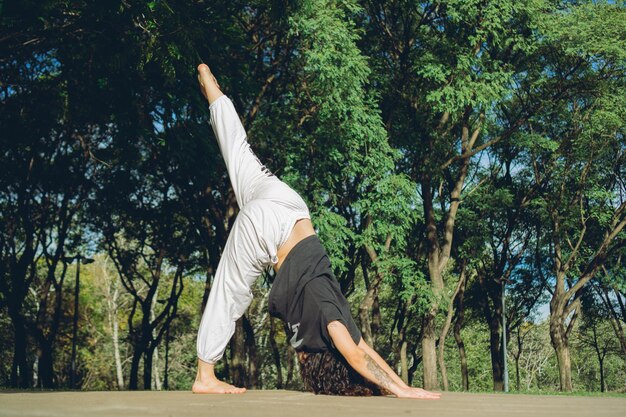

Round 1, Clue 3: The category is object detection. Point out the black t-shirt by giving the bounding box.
[268,235,362,352]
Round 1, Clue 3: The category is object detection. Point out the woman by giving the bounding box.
[193,64,440,400]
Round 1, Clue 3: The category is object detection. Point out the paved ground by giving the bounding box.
[0,390,625,417]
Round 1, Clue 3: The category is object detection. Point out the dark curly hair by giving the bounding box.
[299,349,385,396]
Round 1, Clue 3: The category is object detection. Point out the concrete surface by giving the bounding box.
[1,390,625,417]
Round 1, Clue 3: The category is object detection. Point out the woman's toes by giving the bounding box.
[197,64,213,86]
[197,63,211,74]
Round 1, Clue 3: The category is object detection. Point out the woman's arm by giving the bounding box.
[357,338,407,390]
[327,321,441,399]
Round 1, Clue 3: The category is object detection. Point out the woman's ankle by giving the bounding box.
[195,358,218,383]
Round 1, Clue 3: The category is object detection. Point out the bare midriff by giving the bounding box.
[274,218,316,272]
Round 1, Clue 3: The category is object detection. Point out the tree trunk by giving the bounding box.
[37,338,55,389]
[372,296,381,337]
[400,340,408,384]
[553,340,572,392]
[421,312,438,390]
[269,317,283,389]
[437,315,451,390]
[139,299,154,390]
[230,318,246,388]
[438,267,466,391]
[222,347,230,381]
[453,272,469,391]
[128,348,141,390]
[243,315,258,388]
[396,296,412,385]
[549,312,573,391]
[32,355,38,388]
[598,282,626,358]
[152,345,161,390]
[419,115,473,390]
[286,347,295,387]
[548,263,578,393]
[422,223,444,390]
[514,327,522,391]
[611,287,626,357]
[394,295,413,385]
[30,278,60,389]
[360,227,391,349]
[515,358,520,391]
[488,319,504,391]
[478,270,504,391]
[163,323,170,390]
[359,289,376,347]
[150,294,161,390]
[143,347,153,390]
[592,325,606,393]
[453,318,469,391]
[112,300,124,389]
[408,349,421,386]
[599,356,605,392]
[102,257,124,389]
[9,311,32,388]
[545,200,626,392]
[422,208,442,391]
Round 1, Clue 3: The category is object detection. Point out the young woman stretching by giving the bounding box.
[192,64,441,400]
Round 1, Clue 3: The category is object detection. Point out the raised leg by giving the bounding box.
[197,64,276,208]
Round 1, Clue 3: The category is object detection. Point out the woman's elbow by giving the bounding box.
[343,346,367,368]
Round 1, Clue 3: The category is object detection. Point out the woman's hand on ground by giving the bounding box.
[394,386,442,400]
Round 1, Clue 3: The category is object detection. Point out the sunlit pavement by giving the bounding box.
[1,390,625,417]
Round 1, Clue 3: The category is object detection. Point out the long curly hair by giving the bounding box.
[299,350,384,396]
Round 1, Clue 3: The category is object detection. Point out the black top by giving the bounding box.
[268,235,362,352]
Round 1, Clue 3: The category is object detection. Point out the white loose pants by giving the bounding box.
[197,95,310,364]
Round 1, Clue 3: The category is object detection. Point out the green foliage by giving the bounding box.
[415,0,546,114]
[355,173,419,252]
[313,210,355,274]
[287,0,397,190]
[540,1,626,63]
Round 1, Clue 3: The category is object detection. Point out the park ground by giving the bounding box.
[0,390,625,417]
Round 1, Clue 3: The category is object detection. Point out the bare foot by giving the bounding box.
[197,64,223,104]
[192,379,247,394]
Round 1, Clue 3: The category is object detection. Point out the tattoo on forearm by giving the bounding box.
[364,353,394,390]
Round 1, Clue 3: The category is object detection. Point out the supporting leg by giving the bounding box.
[193,65,264,394]
[192,358,246,394]
[193,198,265,393]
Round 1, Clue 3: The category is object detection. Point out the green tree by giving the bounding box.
[360,0,552,389]
[258,0,424,367]
[522,2,626,391]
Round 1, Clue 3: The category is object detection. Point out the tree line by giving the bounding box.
[1,0,625,392]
